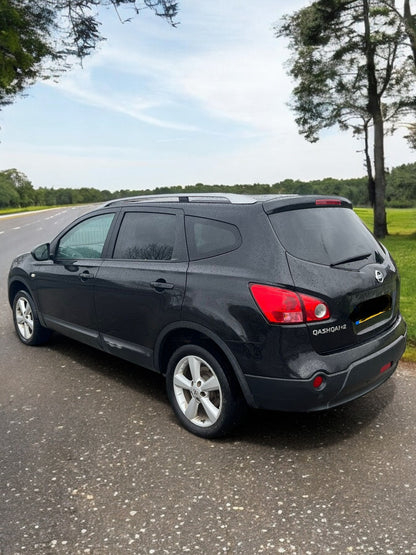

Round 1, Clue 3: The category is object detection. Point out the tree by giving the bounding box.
[0,0,178,108]
[387,161,416,206]
[0,171,20,207]
[380,1,416,152]
[0,1,55,107]
[0,168,34,206]
[276,0,416,238]
[404,123,416,149]
[389,0,416,68]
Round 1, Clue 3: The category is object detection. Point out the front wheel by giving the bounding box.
[166,345,245,438]
[13,290,50,346]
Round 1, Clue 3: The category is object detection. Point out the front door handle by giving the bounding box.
[150,279,174,291]
[80,270,95,282]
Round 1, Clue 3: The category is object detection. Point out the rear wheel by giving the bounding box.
[13,290,50,346]
[166,345,245,438]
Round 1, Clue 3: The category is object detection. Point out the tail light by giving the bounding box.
[250,284,330,324]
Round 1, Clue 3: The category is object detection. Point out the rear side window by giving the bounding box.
[113,212,177,260]
[269,207,385,266]
[186,216,241,260]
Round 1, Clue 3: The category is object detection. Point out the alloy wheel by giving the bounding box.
[173,355,223,428]
[15,296,34,341]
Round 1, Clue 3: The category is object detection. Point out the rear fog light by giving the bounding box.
[313,375,325,389]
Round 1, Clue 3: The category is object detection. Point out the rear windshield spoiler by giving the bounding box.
[263,195,352,214]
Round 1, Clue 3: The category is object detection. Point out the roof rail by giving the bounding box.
[103,193,259,207]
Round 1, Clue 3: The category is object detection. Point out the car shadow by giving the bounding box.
[46,333,397,449]
[47,333,167,400]
[236,379,396,449]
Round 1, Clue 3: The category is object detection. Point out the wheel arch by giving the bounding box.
[8,277,32,308]
[154,321,257,408]
[8,278,48,328]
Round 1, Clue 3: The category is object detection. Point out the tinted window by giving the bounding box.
[56,213,114,260]
[186,216,241,260]
[113,212,176,260]
[269,207,385,266]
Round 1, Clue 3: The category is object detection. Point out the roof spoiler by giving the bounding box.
[263,195,352,214]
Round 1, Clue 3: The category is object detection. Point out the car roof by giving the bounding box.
[102,193,352,212]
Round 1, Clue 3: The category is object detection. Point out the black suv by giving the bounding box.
[8,194,407,437]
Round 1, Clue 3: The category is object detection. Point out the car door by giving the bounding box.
[94,208,188,369]
[34,212,116,347]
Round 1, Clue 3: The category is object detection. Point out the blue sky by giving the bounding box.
[0,0,414,191]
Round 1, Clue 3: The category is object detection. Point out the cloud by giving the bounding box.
[2,0,414,191]
[43,0,297,137]
[171,48,294,133]
[47,71,200,131]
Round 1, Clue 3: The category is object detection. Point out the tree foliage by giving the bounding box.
[277,1,414,141]
[0,1,56,107]
[0,168,35,206]
[0,0,178,107]
[275,0,416,238]
[1,165,415,211]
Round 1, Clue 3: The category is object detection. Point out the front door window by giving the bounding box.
[56,213,114,260]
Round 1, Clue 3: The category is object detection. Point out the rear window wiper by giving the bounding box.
[330,253,372,267]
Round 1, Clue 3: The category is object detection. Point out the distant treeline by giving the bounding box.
[1,162,415,210]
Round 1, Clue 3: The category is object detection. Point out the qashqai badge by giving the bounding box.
[375,270,384,283]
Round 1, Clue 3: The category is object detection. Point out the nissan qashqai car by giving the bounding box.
[8,194,407,437]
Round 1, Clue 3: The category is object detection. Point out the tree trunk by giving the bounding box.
[373,112,388,238]
[363,120,375,206]
[404,0,416,69]
[363,0,388,238]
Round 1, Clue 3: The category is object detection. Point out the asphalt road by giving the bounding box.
[1,207,415,555]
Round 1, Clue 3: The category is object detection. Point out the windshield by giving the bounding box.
[268,207,385,266]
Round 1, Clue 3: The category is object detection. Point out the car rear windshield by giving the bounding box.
[268,207,385,266]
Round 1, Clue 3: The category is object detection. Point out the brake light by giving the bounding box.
[315,199,342,206]
[250,284,330,324]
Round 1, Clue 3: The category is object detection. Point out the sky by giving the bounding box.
[0,0,414,191]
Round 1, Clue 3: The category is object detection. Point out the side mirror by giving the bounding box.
[31,243,51,261]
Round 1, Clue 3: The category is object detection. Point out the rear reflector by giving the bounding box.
[380,362,393,373]
[250,284,330,324]
[315,199,342,206]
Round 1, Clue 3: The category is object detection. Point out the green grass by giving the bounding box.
[0,205,59,215]
[355,208,416,361]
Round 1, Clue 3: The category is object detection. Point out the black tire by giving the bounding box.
[13,290,51,346]
[166,344,245,438]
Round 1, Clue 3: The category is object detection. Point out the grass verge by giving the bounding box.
[355,208,416,362]
[0,205,61,215]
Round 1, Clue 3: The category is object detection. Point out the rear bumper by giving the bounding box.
[245,319,407,411]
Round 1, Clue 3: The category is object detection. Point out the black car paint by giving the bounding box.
[8,195,407,414]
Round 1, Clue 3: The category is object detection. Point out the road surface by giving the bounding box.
[1,207,415,554]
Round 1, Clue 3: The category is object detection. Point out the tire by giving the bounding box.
[166,344,245,438]
[13,290,51,346]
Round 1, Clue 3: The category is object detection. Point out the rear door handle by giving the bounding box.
[150,279,174,291]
